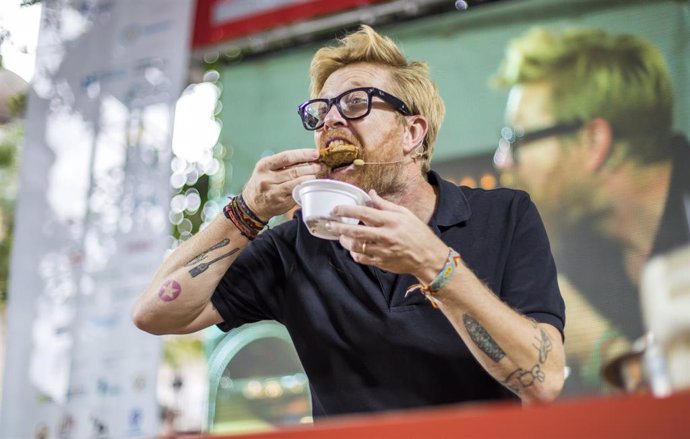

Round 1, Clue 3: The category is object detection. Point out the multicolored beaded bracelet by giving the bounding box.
[223,194,267,240]
[405,247,462,308]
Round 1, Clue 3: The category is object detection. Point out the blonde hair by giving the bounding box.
[494,28,674,163]
[309,25,445,173]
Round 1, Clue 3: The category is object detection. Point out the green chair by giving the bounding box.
[205,321,312,434]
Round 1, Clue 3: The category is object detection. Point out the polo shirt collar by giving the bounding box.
[428,170,472,227]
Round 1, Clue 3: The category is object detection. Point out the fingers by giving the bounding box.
[335,232,386,267]
[255,149,326,185]
[328,220,382,244]
[349,242,377,266]
[336,232,370,259]
[330,203,390,228]
[275,162,325,182]
[277,174,319,198]
[260,148,320,171]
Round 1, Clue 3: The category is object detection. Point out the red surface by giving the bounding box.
[182,390,690,439]
[192,0,390,49]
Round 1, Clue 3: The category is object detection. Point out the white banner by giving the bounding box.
[1,1,193,438]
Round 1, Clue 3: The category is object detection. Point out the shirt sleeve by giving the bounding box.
[501,192,566,340]
[210,230,286,332]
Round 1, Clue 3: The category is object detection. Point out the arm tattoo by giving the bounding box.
[158,279,181,302]
[502,325,553,394]
[189,248,239,278]
[532,328,553,364]
[502,364,545,394]
[463,314,506,363]
[185,239,231,267]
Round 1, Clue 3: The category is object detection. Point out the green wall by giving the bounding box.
[218,0,690,194]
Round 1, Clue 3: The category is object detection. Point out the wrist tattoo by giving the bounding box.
[463,314,506,363]
[185,239,231,267]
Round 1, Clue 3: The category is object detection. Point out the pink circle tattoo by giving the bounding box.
[158,280,181,302]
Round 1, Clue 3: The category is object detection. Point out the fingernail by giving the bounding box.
[324,221,332,230]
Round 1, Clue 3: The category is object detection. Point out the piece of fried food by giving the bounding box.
[319,143,361,168]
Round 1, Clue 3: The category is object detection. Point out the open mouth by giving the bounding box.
[319,140,362,170]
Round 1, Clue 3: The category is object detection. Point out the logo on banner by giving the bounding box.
[90,416,109,439]
[119,21,172,45]
[58,414,75,439]
[128,408,143,434]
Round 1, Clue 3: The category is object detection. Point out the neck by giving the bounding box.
[385,168,437,224]
[598,159,672,285]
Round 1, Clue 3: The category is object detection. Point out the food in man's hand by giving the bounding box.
[319,143,361,168]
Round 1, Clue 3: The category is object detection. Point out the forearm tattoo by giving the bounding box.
[463,314,506,362]
[504,326,554,394]
[533,328,553,364]
[502,364,546,394]
[185,239,231,266]
[189,248,239,278]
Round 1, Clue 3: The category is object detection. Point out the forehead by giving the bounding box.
[319,63,393,98]
[506,82,554,128]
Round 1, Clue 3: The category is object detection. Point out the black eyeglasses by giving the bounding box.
[297,87,412,131]
[493,120,584,166]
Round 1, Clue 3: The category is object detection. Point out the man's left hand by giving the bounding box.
[327,190,448,282]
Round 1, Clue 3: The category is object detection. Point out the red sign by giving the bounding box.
[192,0,391,49]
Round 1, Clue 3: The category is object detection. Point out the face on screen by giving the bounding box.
[499,82,594,224]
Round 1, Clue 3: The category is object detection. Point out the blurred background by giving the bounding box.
[0,0,688,437]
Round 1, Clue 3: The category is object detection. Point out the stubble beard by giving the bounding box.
[347,131,407,197]
[516,162,605,237]
[359,159,406,197]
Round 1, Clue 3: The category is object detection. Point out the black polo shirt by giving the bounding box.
[212,171,565,417]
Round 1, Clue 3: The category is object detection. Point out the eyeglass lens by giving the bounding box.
[302,89,371,129]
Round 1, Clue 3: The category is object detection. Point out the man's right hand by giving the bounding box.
[242,148,326,220]
[132,148,324,335]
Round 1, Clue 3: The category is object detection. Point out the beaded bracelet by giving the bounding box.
[405,248,462,308]
[237,193,267,226]
[223,194,267,240]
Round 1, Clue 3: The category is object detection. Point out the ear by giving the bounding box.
[582,118,613,172]
[403,115,429,156]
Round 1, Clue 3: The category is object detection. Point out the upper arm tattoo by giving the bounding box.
[463,313,506,363]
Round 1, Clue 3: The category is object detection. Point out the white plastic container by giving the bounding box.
[292,179,370,240]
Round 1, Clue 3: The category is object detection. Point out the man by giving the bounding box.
[133,26,565,417]
[493,28,690,389]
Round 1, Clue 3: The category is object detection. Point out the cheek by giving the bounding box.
[518,143,561,178]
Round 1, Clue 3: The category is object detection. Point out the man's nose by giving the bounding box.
[322,103,346,129]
